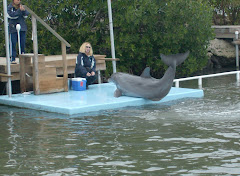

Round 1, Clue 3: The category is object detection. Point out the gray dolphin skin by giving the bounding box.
[109,51,190,101]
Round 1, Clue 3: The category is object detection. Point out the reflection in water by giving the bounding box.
[5,112,18,168]
[0,74,240,175]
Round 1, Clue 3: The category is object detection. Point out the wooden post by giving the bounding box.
[19,55,31,92]
[32,16,40,95]
[61,42,68,91]
[19,55,26,92]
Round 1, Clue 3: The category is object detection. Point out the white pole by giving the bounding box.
[9,34,12,59]
[175,80,179,88]
[237,71,240,82]
[235,31,239,68]
[198,77,203,89]
[107,0,117,73]
[16,24,21,54]
[3,0,12,97]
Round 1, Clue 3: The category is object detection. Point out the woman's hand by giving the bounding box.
[91,71,95,76]
[86,71,95,77]
[20,4,25,11]
[86,72,91,77]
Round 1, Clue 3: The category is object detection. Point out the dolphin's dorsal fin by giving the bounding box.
[140,67,151,78]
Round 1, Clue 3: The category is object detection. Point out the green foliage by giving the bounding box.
[161,0,214,77]
[22,0,110,55]
[112,0,214,77]
[210,0,240,25]
[0,0,214,78]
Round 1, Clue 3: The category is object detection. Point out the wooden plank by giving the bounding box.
[19,55,27,92]
[0,54,110,83]
[215,33,235,39]
[212,25,240,39]
[61,42,68,92]
[19,53,44,57]
[214,28,229,33]
[38,62,45,69]
[94,55,107,59]
[56,66,75,75]
[45,59,75,67]
[0,73,13,77]
[39,77,57,84]
[9,64,20,73]
[0,65,5,73]
[0,72,19,82]
[96,63,106,71]
[38,55,45,63]
[19,55,33,93]
[38,55,46,70]
[39,77,64,94]
[0,54,106,69]
[232,40,240,45]
[0,64,20,73]
[38,67,57,79]
[96,60,105,64]
[212,25,240,28]
[98,58,120,61]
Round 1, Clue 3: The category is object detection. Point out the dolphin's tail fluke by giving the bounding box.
[160,51,190,68]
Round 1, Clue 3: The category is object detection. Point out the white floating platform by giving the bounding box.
[0,83,203,115]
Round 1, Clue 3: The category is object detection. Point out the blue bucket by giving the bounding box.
[72,78,86,91]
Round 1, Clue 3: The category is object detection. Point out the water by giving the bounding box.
[0,74,240,175]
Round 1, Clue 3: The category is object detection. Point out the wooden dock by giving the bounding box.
[0,54,110,83]
[212,25,240,39]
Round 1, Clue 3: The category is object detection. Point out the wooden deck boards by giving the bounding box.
[212,25,240,39]
[0,54,108,82]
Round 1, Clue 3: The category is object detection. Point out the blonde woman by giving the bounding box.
[75,42,97,88]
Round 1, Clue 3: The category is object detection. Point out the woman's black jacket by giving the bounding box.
[75,52,96,77]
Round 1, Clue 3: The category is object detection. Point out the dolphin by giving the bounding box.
[109,51,190,101]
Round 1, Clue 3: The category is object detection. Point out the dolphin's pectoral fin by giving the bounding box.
[140,67,152,78]
[114,89,122,98]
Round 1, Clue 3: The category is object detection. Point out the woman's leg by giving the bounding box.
[86,75,97,86]
[11,32,18,62]
[20,31,26,54]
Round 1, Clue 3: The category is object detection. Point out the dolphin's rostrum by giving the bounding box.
[109,51,190,101]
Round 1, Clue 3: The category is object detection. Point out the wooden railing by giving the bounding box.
[22,5,70,94]
[212,25,240,39]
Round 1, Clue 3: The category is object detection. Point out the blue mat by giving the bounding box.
[0,83,203,115]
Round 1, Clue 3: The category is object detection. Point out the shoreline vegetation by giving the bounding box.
[0,0,239,79]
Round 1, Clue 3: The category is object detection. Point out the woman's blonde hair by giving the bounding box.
[79,42,93,56]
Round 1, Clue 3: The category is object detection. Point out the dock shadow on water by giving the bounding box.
[0,74,240,175]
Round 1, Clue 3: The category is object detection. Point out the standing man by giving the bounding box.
[7,0,29,64]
